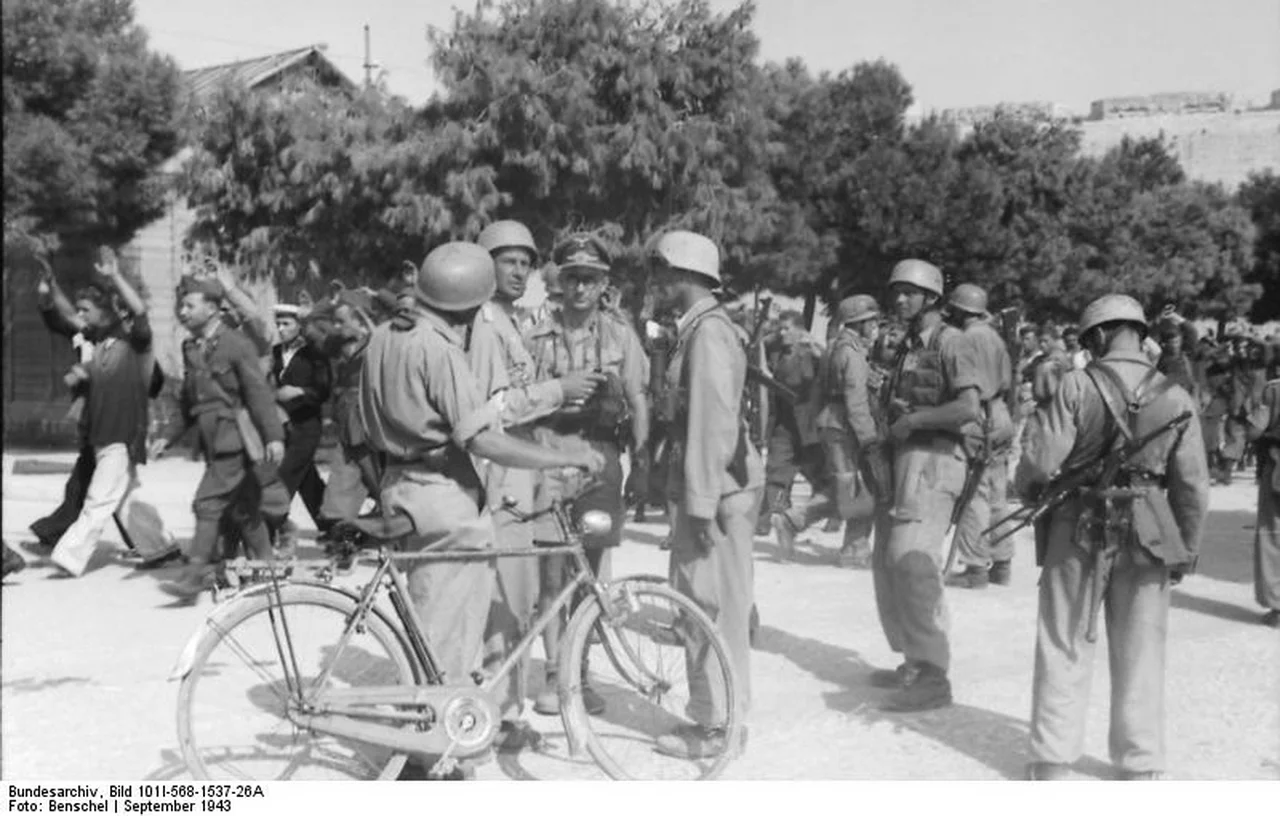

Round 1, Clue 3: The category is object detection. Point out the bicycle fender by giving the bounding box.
[167,581,369,681]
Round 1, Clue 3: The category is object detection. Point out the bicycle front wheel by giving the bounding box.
[559,579,742,780]
[176,583,419,780]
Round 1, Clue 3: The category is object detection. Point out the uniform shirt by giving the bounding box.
[666,296,764,518]
[767,336,822,445]
[470,302,564,429]
[955,319,1014,447]
[1015,349,1210,556]
[526,308,648,423]
[357,308,495,461]
[814,328,878,448]
[162,320,285,454]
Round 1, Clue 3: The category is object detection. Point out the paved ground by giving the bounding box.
[2,451,1277,780]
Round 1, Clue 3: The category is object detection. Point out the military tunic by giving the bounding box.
[1016,350,1209,775]
[357,308,500,685]
[950,319,1016,571]
[470,301,568,717]
[161,321,285,566]
[665,297,764,723]
[875,319,969,673]
[526,309,648,553]
[1250,378,1280,614]
[782,328,882,554]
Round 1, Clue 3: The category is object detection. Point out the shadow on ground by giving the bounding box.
[753,623,1112,780]
[1195,509,1258,585]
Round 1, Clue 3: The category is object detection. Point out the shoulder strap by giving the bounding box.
[1086,360,1178,446]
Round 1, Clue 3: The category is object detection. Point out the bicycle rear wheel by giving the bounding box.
[559,579,742,780]
[176,583,418,780]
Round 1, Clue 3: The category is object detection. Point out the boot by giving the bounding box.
[880,663,952,711]
[159,561,217,603]
[770,512,798,559]
[945,565,990,590]
[3,542,26,578]
[1025,762,1071,781]
[868,661,919,689]
[988,559,1012,586]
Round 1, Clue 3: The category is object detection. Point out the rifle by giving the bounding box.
[986,409,1193,642]
[984,410,1193,549]
[942,456,987,575]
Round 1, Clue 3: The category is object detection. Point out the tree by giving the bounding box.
[1237,170,1280,321]
[3,0,182,255]
[179,81,503,288]
[426,0,821,298]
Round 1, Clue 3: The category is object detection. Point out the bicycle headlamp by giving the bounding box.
[580,510,613,537]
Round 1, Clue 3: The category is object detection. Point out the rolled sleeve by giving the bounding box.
[428,347,496,447]
[1015,372,1084,496]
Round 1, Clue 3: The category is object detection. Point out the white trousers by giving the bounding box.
[51,443,135,577]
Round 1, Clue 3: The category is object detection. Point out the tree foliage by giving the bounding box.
[426,0,822,295]
[180,81,502,286]
[3,0,182,255]
[169,0,1261,319]
[1237,170,1280,321]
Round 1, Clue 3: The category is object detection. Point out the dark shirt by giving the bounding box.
[272,341,332,425]
[83,315,154,464]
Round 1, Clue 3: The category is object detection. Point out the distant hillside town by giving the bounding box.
[937,90,1280,188]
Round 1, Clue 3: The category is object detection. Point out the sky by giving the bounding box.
[132,0,1280,114]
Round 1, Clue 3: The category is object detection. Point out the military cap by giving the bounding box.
[178,275,225,301]
[553,234,611,273]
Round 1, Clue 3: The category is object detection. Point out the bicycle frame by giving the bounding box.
[237,496,666,769]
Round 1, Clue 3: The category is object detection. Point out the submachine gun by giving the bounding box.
[984,409,1193,641]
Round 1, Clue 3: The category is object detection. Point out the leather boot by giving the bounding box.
[159,560,217,603]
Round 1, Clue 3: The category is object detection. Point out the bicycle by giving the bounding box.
[171,485,743,781]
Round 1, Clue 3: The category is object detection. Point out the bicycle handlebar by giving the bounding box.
[498,475,603,524]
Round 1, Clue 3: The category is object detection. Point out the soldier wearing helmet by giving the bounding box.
[772,294,886,568]
[524,233,650,718]
[868,258,979,712]
[1016,293,1208,781]
[357,241,604,775]
[649,229,762,760]
[470,222,606,750]
[757,309,826,539]
[941,283,1017,591]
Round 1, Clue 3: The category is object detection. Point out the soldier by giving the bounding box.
[525,233,650,716]
[647,230,762,760]
[943,284,1017,590]
[1017,294,1208,781]
[151,277,287,599]
[758,311,825,537]
[773,294,884,568]
[472,220,604,749]
[870,259,982,712]
[1248,377,1280,627]
[356,241,603,751]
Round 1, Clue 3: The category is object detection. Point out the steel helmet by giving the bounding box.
[888,259,944,298]
[417,242,496,312]
[947,283,989,316]
[1078,294,1147,335]
[653,230,720,283]
[836,294,880,325]
[477,220,538,262]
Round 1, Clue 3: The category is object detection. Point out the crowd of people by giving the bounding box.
[4,225,1279,783]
